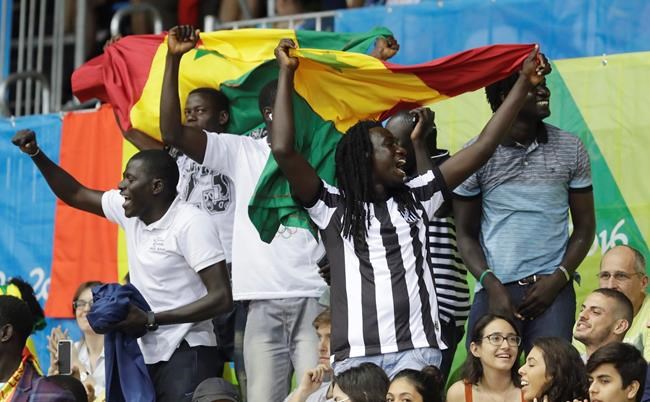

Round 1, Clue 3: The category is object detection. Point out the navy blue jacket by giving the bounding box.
[88,283,155,402]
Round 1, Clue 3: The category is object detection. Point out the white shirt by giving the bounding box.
[75,340,106,395]
[203,132,325,300]
[175,153,235,263]
[102,190,224,363]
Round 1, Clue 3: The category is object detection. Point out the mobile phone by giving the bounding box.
[57,339,72,375]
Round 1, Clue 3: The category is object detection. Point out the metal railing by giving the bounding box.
[2,0,84,117]
[204,9,339,31]
[110,3,163,37]
[0,71,50,117]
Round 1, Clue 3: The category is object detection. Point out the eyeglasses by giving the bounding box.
[596,271,644,282]
[482,333,521,347]
[72,300,93,310]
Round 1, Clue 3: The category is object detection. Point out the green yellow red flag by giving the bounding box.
[72,28,534,241]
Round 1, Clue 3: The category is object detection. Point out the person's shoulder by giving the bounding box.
[174,202,211,221]
[544,123,580,144]
[446,380,467,402]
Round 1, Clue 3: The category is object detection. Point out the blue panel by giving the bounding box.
[0,114,67,366]
[336,0,650,64]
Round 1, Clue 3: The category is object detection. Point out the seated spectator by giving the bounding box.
[518,337,588,402]
[48,281,106,399]
[573,288,633,361]
[0,295,73,401]
[598,245,649,359]
[331,363,389,402]
[192,377,240,402]
[286,309,332,402]
[387,366,443,402]
[586,342,646,402]
[446,315,523,402]
[0,277,47,364]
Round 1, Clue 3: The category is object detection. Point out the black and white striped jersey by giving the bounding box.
[305,170,449,362]
[427,217,470,328]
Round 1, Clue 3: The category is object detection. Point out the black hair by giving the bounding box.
[587,342,647,402]
[188,87,230,113]
[484,72,548,143]
[45,375,88,402]
[335,120,419,239]
[391,366,444,402]
[7,277,45,331]
[334,362,389,402]
[461,314,521,386]
[485,72,520,113]
[592,288,634,326]
[386,110,437,154]
[258,79,278,114]
[0,295,34,346]
[129,150,179,201]
[531,337,589,402]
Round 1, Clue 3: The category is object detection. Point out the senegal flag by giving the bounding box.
[72,28,533,242]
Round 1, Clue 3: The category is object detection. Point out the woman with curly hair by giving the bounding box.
[518,337,589,402]
[446,314,523,402]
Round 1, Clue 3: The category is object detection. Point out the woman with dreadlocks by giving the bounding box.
[270,39,549,377]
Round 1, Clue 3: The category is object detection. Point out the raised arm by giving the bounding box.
[11,129,104,217]
[440,46,549,190]
[409,107,435,175]
[270,39,321,205]
[160,25,208,163]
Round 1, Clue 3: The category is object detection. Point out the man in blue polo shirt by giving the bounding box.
[453,70,596,353]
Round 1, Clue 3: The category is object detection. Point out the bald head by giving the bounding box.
[599,245,647,315]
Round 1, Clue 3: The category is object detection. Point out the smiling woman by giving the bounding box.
[518,337,589,402]
[446,314,524,402]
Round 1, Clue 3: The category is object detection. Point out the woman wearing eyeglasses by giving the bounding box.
[48,281,105,401]
[446,314,523,402]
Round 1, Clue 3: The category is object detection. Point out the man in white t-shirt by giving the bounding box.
[12,130,233,402]
[160,26,326,402]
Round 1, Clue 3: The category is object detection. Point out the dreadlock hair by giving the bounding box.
[335,120,420,240]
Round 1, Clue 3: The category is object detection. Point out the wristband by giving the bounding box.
[557,265,571,282]
[479,269,493,287]
[28,148,40,157]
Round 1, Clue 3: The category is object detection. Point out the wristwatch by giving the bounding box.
[145,311,158,331]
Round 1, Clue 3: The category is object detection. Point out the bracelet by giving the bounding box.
[478,269,493,287]
[28,148,40,157]
[557,265,571,282]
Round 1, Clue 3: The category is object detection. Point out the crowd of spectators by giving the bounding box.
[1,21,649,402]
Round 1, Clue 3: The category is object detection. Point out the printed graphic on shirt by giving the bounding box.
[178,159,233,215]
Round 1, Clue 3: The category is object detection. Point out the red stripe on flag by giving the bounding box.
[71,34,164,130]
[45,105,123,318]
[384,44,535,97]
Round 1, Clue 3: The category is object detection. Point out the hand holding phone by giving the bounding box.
[57,339,73,375]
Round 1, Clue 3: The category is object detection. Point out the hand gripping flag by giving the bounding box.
[72,28,534,242]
